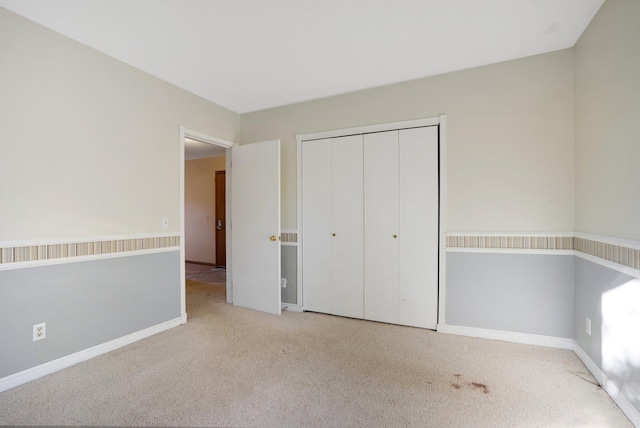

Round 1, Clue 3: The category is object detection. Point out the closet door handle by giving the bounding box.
[393,234,397,238]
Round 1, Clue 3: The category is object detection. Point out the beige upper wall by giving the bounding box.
[185,156,225,264]
[241,50,575,232]
[1,5,593,240]
[574,0,640,241]
[0,8,239,241]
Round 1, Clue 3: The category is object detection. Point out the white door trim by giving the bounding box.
[296,114,447,326]
[179,126,234,323]
[299,117,441,141]
[437,115,448,328]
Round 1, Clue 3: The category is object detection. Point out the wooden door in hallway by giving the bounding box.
[215,170,226,267]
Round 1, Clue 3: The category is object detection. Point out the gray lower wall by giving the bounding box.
[281,246,297,305]
[574,257,639,413]
[445,252,575,338]
[0,251,181,378]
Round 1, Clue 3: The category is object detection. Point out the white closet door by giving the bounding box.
[364,131,399,324]
[301,139,332,313]
[399,126,439,329]
[331,135,364,319]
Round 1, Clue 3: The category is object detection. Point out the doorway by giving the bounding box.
[184,148,225,266]
[179,126,234,323]
[215,171,226,268]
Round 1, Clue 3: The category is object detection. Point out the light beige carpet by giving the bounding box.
[0,280,632,427]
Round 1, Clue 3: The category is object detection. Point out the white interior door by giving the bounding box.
[231,140,281,315]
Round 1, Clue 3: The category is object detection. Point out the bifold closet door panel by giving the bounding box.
[301,139,332,313]
[399,126,439,329]
[364,131,400,324]
[331,135,364,319]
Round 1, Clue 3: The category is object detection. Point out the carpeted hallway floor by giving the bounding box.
[0,268,632,427]
[186,265,227,286]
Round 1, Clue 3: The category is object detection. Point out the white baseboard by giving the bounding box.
[437,324,574,349]
[572,341,640,427]
[0,317,182,393]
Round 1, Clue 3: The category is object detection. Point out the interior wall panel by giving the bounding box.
[445,252,575,338]
[0,252,180,378]
[574,257,640,415]
[241,50,574,233]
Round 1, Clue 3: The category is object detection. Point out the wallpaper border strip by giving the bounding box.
[446,235,573,250]
[6,232,635,271]
[280,232,298,243]
[574,237,640,270]
[0,236,180,266]
[447,234,640,271]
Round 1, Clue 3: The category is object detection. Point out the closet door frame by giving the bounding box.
[296,115,448,327]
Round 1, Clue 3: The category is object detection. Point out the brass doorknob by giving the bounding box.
[269,235,277,241]
[393,234,398,238]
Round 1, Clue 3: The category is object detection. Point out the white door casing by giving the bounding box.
[180,126,234,323]
[231,140,281,315]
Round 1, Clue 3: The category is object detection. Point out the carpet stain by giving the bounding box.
[451,374,489,394]
[470,382,490,394]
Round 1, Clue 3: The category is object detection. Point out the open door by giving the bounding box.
[231,140,281,315]
[215,171,226,267]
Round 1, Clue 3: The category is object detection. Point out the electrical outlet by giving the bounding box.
[33,323,46,341]
[162,217,169,228]
[280,278,287,288]
[586,317,591,336]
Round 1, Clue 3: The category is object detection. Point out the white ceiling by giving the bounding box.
[0,0,603,114]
